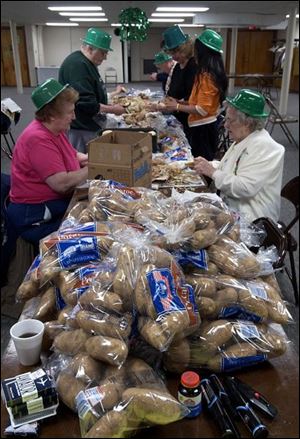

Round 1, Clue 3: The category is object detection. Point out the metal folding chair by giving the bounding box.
[215,113,231,160]
[264,95,298,148]
[104,67,117,85]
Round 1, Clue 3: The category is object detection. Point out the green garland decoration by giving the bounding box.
[119,7,150,41]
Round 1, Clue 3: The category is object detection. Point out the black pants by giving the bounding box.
[189,121,218,160]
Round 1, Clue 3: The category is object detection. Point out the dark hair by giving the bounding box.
[35,87,79,122]
[194,39,228,104]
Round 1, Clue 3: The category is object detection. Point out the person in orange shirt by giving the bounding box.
[164,29,228,160]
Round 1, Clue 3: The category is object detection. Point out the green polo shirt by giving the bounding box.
[59,50,108,131]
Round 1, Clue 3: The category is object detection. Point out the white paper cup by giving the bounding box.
[10,319,45,366]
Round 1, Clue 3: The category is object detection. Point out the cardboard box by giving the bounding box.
[88,131,152,187]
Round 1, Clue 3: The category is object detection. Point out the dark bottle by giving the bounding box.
[178,371,202,418]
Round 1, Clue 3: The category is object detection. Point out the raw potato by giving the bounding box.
[85,408,139,438]
[238,290,269,320]
[76,310,132,339]
[85,335,128,366]
[122,387,184,425]
[197,296,216,318]
[214,288,238,315]
[138,317,169,352]
[191,227,217,249]
[16,278,40,301]
[163,338,190,374]
[184,275,216,298]
[199,320,233,351]
[134,264,157,318]
[53,328,90,355]
[185,262,219,276]
[34,285,56,321]
[79,288,123,313]
[56,371,85,411]
[57,306,79,329]
[207,342,257,371]
[70,353,104,384]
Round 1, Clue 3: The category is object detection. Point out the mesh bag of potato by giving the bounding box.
[163,319,289,374]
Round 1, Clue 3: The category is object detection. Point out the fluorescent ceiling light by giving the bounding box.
[152,13,195,17]
[111,23,121,27]
[156,7,209,12]
[69,18,108,22]
[59,12,106,16]
[46,22,79,26]
[149,18,185,22]
[48,6,102,11]
[179,24,204,27]
[286,14,299,18]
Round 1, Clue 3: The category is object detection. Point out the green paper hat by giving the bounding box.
[31,78,68,111]
[226,89,270,118]
[82,27,113,51]
[154,52,173,65]
[197,29,223,53]
[163,25,188,50]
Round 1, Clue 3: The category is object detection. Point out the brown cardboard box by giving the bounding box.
[88,131,152,187]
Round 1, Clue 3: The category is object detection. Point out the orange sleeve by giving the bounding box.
[189,73,220,116]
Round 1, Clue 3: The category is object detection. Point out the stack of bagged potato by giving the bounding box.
[112,94,152,126]
[14,180,292,437]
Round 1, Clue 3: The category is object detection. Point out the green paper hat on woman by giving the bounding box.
[31,78,68,111]
[226,89,270,118]
[197,29,223,53]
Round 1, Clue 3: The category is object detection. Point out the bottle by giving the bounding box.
[178,371,202,418]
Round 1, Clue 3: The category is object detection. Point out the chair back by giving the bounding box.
[253,217,287,268]
[281,176,299,233]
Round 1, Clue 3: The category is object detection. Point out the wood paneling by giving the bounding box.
[1,27,30,86]
[226,30,275,86]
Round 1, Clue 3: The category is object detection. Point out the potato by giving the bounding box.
[138,317,169,352]
[122,387,184,425]
[85,335,128,366]
[85,408,139,438]
[199,320,233,350]
[256,333,287,358]
[112,268,134,312]
[76,310,132,339]
[186,261,219,276]
[163,338,190,373]
[238,290,269,320]
[70,353,104,384]
[56,371,85,411]
[134,264,157,318]
[57,306,79,329]
[185,275,216,298]
[197,296,216,318]
[191,212,210,230]
[214,288,238,315]
[16,279,40,301]
[214,211,235,231]
[78,288,123,313]
[38,254,59,284]
[207,342,257,371]
[53,329,90,355]
[34,285,56,321]
[191,228,217,250]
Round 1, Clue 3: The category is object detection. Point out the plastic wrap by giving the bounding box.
[163,319,289,374]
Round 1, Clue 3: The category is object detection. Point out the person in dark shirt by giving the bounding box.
[162,25,197,143]
[149,52,175,93]
[59,28,126,153]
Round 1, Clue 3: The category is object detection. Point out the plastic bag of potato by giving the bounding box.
[163,319,289,374]
[74,357,189,438]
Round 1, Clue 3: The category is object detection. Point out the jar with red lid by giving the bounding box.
[178,371,202,418]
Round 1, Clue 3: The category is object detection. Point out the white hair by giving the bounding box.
[224,101,267,131]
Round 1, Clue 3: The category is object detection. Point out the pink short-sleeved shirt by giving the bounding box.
[10,119,80,203]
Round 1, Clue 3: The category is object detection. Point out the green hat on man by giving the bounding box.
[31,78,68,111]
[226,89,270,118]
[154,52,173,65]
[163,25,188,50]
[82,27,113,51]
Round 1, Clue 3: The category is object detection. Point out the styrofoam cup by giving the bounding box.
[10,319,45,366]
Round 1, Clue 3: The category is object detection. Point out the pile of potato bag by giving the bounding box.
[15,180,292,438]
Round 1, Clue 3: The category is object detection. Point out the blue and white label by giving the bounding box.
[146,268,185,315]
[178,392,202,418]
[221,354,267,371]
[56,237,100,269]
[218,305,262,323]
[174,250,208,269]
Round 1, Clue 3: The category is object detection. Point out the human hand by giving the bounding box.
[194,156,215,178]
[163,96,178,112]
[77,152,88,167]
[115,85,127,94]
[112,104,126,115]
[149,72,158,81]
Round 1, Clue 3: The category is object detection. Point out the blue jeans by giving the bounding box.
[6,198,71,248]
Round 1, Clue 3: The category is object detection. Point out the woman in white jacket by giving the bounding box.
[194,89,285,222]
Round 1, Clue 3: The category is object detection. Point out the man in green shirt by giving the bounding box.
[59,28,125,153]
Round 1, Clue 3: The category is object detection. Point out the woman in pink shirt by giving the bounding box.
[7,78,88,252]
